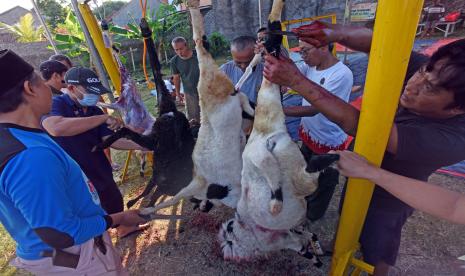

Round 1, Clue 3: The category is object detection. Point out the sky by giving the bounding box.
[0,0,142,14]
[0,0,33,13]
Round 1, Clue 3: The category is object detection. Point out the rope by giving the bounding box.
[139,0,154,89]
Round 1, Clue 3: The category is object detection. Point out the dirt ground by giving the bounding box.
[112,161,465,276]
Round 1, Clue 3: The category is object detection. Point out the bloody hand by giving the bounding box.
[292,21,338,48]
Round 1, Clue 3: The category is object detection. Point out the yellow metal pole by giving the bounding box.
[330,0,424,275]
[78,3,121,94]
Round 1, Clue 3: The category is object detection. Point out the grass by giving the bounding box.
[0,225,18,275]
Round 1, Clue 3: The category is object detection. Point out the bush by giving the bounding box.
[208,32,229,58]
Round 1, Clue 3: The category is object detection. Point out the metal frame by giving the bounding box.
[280,14,337,55]
[78,2,121,94]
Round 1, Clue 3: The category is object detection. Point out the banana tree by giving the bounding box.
[53,10,90,66]
[109,4,190,64]
[0,13,44,43]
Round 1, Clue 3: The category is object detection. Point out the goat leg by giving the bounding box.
[239,92,255,118]
[126,173,157,209]
[235,53,262,91]
[93,127,156,152]
[247,136,286,216]
[92,128,133,151]
[141,176,207,213]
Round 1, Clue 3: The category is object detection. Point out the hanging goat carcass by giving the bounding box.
[95,43,195,208]
[218,0,339,267]
[140,0,254,215]
[99,66,155,135]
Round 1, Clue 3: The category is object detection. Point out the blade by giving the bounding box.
[139,213,187,221]
[265,30,298,37]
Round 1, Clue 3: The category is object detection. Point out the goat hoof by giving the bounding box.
[199,200,214,212]
[127,199,137,209]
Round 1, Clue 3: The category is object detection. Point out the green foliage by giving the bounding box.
[109,3,191,63]
[208,32,229,58]
[37,0,67,29]
[54,10,90,66]
[92,1,126,19]
[0,13,44,43]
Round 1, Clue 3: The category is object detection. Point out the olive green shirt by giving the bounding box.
[170,53,200,96]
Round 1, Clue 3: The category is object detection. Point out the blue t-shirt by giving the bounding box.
[220,60,264,104]
[0,124,107,260]
[46,94,114,192]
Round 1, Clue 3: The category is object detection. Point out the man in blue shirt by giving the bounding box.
[42,67,147,239]
[0,50,145,274]
[220,35,264,105]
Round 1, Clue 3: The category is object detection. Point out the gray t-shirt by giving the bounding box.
[220,60,264,104]
[170,53,200,96]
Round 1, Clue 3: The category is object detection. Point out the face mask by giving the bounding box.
[77,90,99,106]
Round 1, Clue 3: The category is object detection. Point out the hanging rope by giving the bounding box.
[139,0,154,89]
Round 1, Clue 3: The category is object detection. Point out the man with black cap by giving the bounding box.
[39,59,68,96]
[42,67,148,239]
[0,50,146,274]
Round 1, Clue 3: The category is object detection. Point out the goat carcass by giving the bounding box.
[140,0,254,215]
[93,97,195,209]
[95,63,194,209]
[99,66,155,135]
[218,0,338,267]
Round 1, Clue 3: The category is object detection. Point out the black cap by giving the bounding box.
[39,60,68,80]
[0,49,34,96]
[64,67,111,95]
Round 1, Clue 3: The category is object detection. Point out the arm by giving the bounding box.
[336,150,465,225]
[283,106,319,117]
[9,148,146,249]
[43,115,109,137]
[9,148,109,247]
[264,55,401,150]
[170,60,182,99]
[297,22,373,54]
[264,55,360,136]
[173,74,181,96]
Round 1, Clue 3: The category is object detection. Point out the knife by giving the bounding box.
[265,30,299,37]
[139,213,187,221]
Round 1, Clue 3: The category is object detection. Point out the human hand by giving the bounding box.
[294,21,342,48]
[263,54,304,88]
[110,209,148,226]
[331,150,377,179]
[106,116,124,131]
[175,92,184,103]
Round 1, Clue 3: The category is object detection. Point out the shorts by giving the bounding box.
[360,201,413,266]
[11,232,128,276]
[340,184,414,266]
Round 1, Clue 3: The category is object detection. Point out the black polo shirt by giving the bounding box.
[45,94,115,192]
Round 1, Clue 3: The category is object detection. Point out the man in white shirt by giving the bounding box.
[284,40,353,221]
